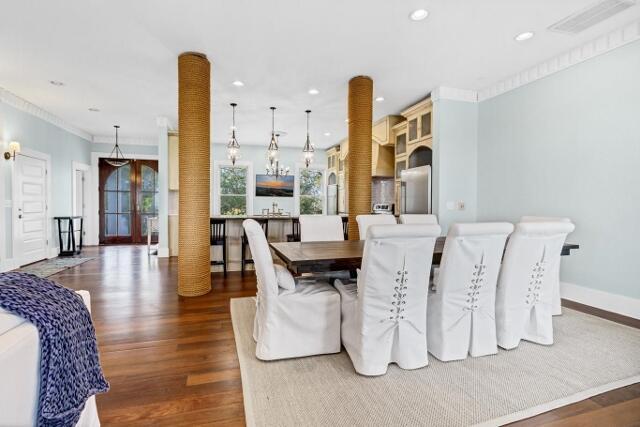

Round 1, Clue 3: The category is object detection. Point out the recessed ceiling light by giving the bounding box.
[232,80,244,87]
[49,80,64,86]
[514,31,535,41]
[88,107,100,112]
[308,88,319,95]
[375,96,385,102]
[409,9,429,21]
[324,132,331,137]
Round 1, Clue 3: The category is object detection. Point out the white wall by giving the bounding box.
[476,40,640,301]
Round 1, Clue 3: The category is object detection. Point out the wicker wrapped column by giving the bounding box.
[347,76,373,240]
[178,52,211,296]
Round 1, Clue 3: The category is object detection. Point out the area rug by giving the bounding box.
[231,297,640,427]
[16,257,94,278]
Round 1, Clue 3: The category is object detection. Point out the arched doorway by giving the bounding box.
[99,159,159,244]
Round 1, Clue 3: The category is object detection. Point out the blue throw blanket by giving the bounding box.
[0,272,109,427]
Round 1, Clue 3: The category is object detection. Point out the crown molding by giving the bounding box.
[478,19,640,102]
[92,135,157,146]
[0,86,92,141]
[431,87,478,103]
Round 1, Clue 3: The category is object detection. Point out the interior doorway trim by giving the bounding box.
[72,161,90,216]
[11,147,53,265]
[89,151,158,246]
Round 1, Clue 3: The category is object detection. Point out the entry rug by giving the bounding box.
[17,257,94,278]
[230,297,640,426]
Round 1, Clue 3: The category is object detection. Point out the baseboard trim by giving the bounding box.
[157,247,170,258]
[0,258,17,272]
[561,282,640,320]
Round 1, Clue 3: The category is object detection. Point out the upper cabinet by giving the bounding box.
[168,132,179,190]
[372,115,403,146]
[401,98,432,148]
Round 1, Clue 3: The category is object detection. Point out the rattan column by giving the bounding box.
[178,52,211,296]
[347,76,373,240]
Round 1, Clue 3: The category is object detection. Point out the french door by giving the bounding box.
[99,159,159,244]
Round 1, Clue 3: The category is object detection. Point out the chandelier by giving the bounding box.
[267,106,279,166]
[266,133,290,178]
[104,125,129,167]
[302,109,315,168]
[227,102,240,165]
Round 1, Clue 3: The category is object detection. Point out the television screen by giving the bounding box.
[255,174,294,197]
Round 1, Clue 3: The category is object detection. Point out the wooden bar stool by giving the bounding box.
[242,218,268,274]
[210,219,227,276]
[287,217,300,242]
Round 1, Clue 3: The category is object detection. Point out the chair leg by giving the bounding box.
[241,239,246,275]
[222,240,227,277]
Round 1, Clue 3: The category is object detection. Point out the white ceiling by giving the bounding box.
[1,0,639,148]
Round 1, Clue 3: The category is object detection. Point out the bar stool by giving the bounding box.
[210,219,227,276]
[287,217,300,242]
[242,218,268,274]
[341,216,349,240]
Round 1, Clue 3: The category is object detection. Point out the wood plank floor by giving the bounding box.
[49,245,640,426]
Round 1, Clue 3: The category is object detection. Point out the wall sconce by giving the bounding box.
[4,141,20,160]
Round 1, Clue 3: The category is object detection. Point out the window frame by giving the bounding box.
[213,160,253,216]
[294,163,327,216]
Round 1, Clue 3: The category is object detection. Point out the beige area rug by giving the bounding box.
[231,297,640,427]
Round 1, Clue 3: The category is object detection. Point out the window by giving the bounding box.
[104,164,132,237]
[299,168,324,215]
[219,165,248,215]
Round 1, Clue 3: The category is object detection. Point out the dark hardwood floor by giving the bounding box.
[50,245,640,426]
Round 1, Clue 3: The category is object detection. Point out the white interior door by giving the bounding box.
[14,154,48,266]
[74,170,85,217]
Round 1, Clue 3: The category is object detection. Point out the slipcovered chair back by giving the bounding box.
[299,215,344,242]
[496,221,575,349]
[355,214,396,240]
[354,223,440,374]
[398,214,438,225]
[242,219,278,296]
[520,216,573,315]
[427,222,513,361]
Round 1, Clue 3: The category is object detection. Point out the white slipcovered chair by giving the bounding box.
[398,214,438,225]
[520,216,573,315]
[496,221,575,349]
[0,290,101,427]
[244,219,341,360]
[335,223,441,376]
[299,215,344,242]
[355,214,396,240]
[427,222,514,361]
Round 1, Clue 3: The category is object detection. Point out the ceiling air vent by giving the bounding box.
[548,0,636,34]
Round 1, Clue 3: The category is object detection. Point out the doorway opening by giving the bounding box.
[98,159,159,244]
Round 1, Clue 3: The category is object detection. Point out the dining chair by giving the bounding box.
[495,221,575,350]
[341,216,349,240]
[241,218,268,274]
[520,216,573,315]
[210,218,227,276]
[335,223,441,376]
[243,219,341,360]
[355,214,396,240]
[299,215,344,242]
[398,214,438,225]
[286,217,300,242]
[427,222,514,361]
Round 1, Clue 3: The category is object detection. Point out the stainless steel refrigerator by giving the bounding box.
[400,165,432,214]
[327,184,338,215]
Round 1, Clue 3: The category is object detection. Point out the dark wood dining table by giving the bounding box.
[270,237,580,275]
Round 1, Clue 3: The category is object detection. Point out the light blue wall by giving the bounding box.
[91,142,158,156]
[211,143,327,215]
[477,40,640,299]
[432,99,478,233]
[1,100,91,260]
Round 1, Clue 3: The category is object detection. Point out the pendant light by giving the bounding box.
[302,109,315,168]
[227,102,240,165]
[266,133,290,178]
[267,106,279,166]
[104,125,129,167]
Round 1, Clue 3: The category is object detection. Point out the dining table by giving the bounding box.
[270,237,580,275]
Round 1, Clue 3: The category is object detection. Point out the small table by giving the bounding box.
[270,238,580,275]
[54,216,84,256]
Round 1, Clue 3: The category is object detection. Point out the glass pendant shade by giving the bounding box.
[227,103,240,165]
[105,125,129,167]
[302,110,315,168]
[267,107,279,166]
